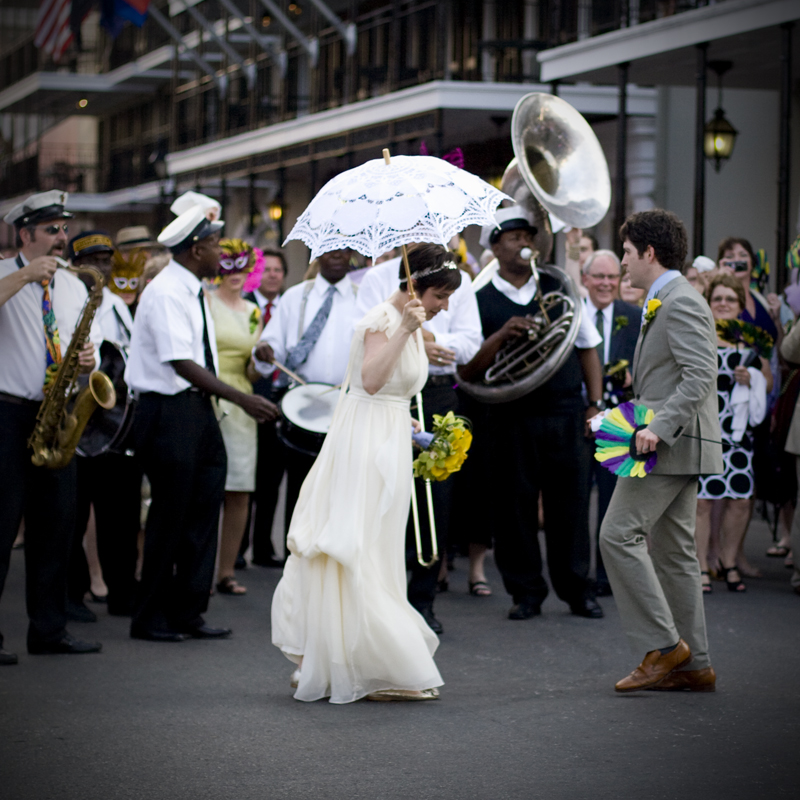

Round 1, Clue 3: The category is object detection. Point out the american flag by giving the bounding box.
[34,0,74,62]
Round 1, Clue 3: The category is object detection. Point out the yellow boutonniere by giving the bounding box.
[643,299,661,326]
[613,315,629,333]
[249,306,260,335]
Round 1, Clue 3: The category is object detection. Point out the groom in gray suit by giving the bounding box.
[600,210,723,693]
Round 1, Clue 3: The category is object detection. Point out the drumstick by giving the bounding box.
[319,383,342,395]
[272,360,307,386]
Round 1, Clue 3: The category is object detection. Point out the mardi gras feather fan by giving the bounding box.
[594,402,657,478]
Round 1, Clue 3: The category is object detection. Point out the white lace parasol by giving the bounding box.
[284,155,510,261]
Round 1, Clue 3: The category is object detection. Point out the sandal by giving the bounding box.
[719,566,746,593]
[216,576,247,595]
[701,571,712,594]
[766,544,790,558]
[469,580,492,597]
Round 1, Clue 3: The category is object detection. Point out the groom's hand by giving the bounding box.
[635,427,661,456]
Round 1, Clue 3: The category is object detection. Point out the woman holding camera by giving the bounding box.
[717,237,780,341]
[695,274,772,593]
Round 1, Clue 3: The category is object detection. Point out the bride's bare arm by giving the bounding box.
[361,300,426,395]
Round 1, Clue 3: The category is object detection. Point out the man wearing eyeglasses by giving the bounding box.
[0,190,103,664]
[65,231,141,624]
[582,249,642,596]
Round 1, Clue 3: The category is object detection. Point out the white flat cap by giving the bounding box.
[158,205,224,254]
[479,205,537,250]
[4,190,72,227]
[692,255,716,273]
[170,190,222,220]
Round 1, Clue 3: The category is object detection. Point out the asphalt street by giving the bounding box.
[1,514,798,800]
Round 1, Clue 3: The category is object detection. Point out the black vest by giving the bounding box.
[476,277,584,416]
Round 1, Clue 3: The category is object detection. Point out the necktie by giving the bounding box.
[595,308,605,367]
[264,301,273,324]
[198,289,216,376]
[16,256,61,391]
[276,285,336,386]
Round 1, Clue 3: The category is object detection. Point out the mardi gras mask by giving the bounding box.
[110,248,147,296]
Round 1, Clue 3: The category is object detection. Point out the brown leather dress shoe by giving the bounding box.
[614,639,691,693]
[647,666,716,692]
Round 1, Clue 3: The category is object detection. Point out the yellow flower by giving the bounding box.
[644,298,662,326]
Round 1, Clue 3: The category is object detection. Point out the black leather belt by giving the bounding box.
[0,391,40,407]
[426,374,457,387]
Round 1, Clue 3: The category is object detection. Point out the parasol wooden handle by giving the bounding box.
[382,148,415,299]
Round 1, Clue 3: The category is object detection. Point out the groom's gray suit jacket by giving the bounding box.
[632,274,723,476]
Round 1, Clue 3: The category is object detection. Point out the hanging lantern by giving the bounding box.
[704,60,738,172]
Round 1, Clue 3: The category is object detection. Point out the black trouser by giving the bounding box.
[586,441,617,587]
[0,398,75,647]
[69,452,142,614]
[243,414,287,563]
[131,391,226,634]
[284,447,316,536]
[406,380,459,610]
[492,411,593,607]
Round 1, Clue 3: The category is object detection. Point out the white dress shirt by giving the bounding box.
[254,273,357,386]
[584,297,613,364]
[95,287,134,345]
[355,257,482,375]
[125,260,219,395]
[491,271,601,350]
[252,288,281,318]
[0,254,102,401]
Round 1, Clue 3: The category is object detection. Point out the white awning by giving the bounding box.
[166,79,656,176]
[539,0,800,85]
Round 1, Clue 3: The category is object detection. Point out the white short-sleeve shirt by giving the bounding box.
[125,260,219,395]
[355,257,482,374]
[96,287,134,345]
[0,254,103,401]
[254,273,357,386]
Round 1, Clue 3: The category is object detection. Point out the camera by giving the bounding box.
[731,260,749,273]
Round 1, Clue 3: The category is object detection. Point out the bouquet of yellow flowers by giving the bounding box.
[412,411,473,482]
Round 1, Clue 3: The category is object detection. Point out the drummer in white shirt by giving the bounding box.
[253,248,358,534]
[125,207,276,643]
[355,243,482,635]
[0,190,102,662]
[63,231,140,622]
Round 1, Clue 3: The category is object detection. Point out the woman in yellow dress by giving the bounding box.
[209,240,269,595]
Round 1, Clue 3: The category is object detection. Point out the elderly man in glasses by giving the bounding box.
[0,190,103,664]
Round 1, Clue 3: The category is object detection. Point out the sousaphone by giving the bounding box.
[461,92,611,404]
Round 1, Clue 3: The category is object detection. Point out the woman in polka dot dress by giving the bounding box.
[696,274,771,594]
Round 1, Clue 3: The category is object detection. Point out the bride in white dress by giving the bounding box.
[271,244,462,703]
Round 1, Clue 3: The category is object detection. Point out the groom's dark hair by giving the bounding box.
[620,210,688,271]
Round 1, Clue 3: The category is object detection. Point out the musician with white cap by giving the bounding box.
[171,190,222,222]
[125,206,277,642]
[0,190,102,663]
[460,204,605,622]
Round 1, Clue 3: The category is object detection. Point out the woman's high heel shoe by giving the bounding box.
[720,565,746,593]
[701,571,712,594]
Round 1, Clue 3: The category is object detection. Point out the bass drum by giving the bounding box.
[77,340,137,457]
[277,382,339,457]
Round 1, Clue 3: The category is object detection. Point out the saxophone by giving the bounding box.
[28,262,117,469]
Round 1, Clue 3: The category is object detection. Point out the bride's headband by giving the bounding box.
[402,260,459,282]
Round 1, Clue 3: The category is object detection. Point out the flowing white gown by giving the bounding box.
[271,301,444,703]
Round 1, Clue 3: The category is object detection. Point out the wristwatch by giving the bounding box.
[588,399,607,412]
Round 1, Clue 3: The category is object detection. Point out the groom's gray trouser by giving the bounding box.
[600,473,710,670]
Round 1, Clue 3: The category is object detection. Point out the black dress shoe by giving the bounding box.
[67,601,97,623]
[186,624,232,639]
[508,599,541,620]
[595,582,613,597]
[234,554,248,570]
[415,605,443,635]
[28,634,102,655]
[570,597,604,619]
[252,556,285,568]
[130,626,189,642]
[0,648,19,665]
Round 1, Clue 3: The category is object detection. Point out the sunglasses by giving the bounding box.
[41,223,69,235]
[113,276,140,291]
